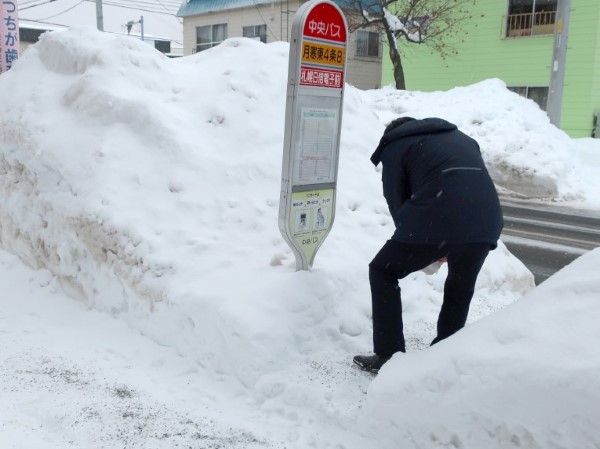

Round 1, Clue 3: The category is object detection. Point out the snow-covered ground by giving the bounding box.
[1,27,599,448]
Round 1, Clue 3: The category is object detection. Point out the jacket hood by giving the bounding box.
[370,118,458,166]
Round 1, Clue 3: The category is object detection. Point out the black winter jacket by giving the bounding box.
[371,118,503,248]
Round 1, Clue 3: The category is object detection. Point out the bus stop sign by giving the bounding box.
[278,0,348,270]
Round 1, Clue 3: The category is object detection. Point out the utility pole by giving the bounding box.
[546,0,571,127]
[96,0,104,31]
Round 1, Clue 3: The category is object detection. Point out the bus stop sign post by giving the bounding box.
[278,0,348,271]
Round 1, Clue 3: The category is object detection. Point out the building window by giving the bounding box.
[243,25,267,43]
[508,86,549,110]
[505,0,557,38]
[356,30,380,58]
[196,24,227,52]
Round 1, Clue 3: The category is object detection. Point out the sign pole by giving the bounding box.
[0,0,19,74]
[278,0,348,270]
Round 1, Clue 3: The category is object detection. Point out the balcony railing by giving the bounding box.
[504,11,556,38]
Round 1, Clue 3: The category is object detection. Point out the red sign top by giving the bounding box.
[303,3,347,43]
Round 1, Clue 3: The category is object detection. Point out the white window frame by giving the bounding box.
[504,0,557,38]
[508,85,549,110]
[355,30,381,58]
[243,24,267,43]
[196,23,228,53]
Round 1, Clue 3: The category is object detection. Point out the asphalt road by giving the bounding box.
[500,199,600,285]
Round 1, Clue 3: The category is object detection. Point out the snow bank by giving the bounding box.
[1,25,599,449]
[361,80,585,199]
[367,247,600,449]
[0,26,558,391]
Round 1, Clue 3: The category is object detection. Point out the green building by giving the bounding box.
[381,0,600,138]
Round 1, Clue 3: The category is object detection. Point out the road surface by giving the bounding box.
[500,200,600,285]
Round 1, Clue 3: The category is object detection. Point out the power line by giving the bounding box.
[21,0,183,14]
[85,0,182,12]
[82,0,182,18]
[21,0,184,42]
[20,0,55,6]
[21,16,184,44]
[87,0,175,10]
[19,0,59,11]
[155,0,181,16]
[32,0,83,20]
[250,0,279,41]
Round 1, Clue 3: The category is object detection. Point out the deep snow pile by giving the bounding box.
[368,247,600,448]
[0,26,531,379]
[361,81,585,198]
[1,26,599,448]
[2,245,599,449]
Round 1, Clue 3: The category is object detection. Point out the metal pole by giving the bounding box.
[95,0,104,31]
[140,16,144,42]
[547,0,571,127]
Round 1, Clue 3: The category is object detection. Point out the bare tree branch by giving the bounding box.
[345,0,478,89]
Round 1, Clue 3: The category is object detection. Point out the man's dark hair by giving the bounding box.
[385,116,416,134]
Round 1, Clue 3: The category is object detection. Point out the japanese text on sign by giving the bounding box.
[294,108,337,184]
[301,42,344,67]
[279,0,347,270]
[302,2,347,42]
[0,0,19,73]
[307,20,342,40]
[290,189,334,246]
[300,67,343,88]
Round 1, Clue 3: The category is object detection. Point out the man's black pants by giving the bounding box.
[369,240,490,356]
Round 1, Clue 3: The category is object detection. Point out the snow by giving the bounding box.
[17,0,183,49]
[383,8,423,43]
[370,249,600,448]
[1,27,599,448]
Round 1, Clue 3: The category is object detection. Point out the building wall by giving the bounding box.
[382,1,553,90]
[595,9,600,136]
[19,40,35,53]
[182,3,290,52]
[181,2,382,90]
[560,2,600,137]
[381,0,600,138]
[346,37,383,90]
